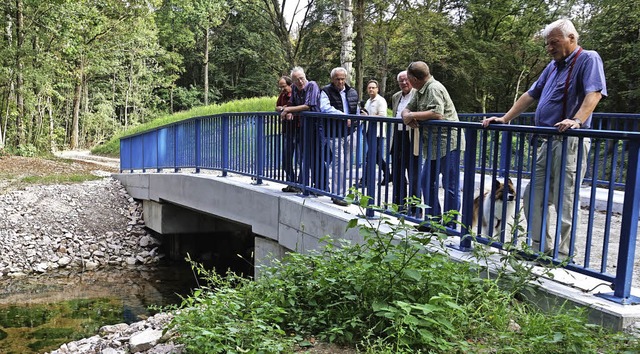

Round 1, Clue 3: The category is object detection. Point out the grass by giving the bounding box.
[165,194,640,353]
[91,96,277,157]
[20,174,102,184]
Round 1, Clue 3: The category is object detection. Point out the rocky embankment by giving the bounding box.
[0,177,160,276]
[0,174,184,353]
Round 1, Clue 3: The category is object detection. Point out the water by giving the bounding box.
[0,262,198,354]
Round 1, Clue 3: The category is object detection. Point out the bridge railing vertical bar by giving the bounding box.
[600,139,640,303]
[365,120,378,218]
[255,114,265,184]
[222,114,229,177]
[459,127,478,250]
[195,118,201,173]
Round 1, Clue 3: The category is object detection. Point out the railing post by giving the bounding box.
[195,118,201,173]
[255,115,264,185]
[156,130,161,173]
[174,126,179,172]
[457,126,478,251]
[222,115,229,177]
[300,114,313,196]
[598,139,640,304]
[365,120,378,218]
[141,134,146,173]
[499,131,509,177]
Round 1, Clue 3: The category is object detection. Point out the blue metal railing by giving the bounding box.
[120,111,640,304]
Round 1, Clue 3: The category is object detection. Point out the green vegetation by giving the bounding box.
[167,195,639,353]
[20,174,102,184]
[92,96,277,157]
[0,298,124,354]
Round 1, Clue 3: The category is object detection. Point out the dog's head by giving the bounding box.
[492,178,516,202]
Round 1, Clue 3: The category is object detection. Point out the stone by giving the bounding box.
[129,329,163,353]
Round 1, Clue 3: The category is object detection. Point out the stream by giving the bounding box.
[0,262,197,354]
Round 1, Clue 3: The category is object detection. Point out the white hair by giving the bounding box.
[543,19,579,43]
[330,67,348,79]
[290,66,305,77]
[397,70,407,81]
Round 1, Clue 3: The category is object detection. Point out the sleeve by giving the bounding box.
[304,82,320,109]
[582,52,607,97]
[528,63,554,100]
[377,97,388,117]
[426,85,446,115]
[320,91,341,114]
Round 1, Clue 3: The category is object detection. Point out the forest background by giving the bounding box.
[0,0,637,154]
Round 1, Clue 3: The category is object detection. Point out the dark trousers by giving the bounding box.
[391,130,420,213]
[282,126,300,183]
[422,150,461,224]
[310,124,330,191]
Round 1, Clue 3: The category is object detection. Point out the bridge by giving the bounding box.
[114,111,640,330]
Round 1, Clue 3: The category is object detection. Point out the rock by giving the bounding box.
[58,256,72,267]
[129,329,163,353]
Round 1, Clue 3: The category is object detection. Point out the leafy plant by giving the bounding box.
[167,191,640,353]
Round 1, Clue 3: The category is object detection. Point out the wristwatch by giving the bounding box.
[572,118,583,128]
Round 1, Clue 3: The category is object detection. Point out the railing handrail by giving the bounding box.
[119,110,640,303]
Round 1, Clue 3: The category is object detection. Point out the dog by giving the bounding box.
[472,178,517,242]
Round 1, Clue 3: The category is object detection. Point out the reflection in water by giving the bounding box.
[0,261,198,354]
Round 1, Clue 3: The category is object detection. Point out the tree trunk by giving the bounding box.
[354,0,365,99]
[15,0,25,146]
[71,61,83,150]
[339,0,354,83]
[204,24,210,106]
[48,96,55,152]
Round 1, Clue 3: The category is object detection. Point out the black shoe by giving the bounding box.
[282,186,297,193]
[355,180,364,188]
[332,198,348,206]
[378,178,388,186]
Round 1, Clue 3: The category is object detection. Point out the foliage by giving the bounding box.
[91,96,277,156]
[0,0,637,154]
[168,193,639,353]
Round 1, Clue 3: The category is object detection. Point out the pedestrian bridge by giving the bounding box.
[115,111,640,330]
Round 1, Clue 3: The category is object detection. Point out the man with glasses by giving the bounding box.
[390,71,420,216]
[280,67,326,192]
[275,75,300,193]
[482,19,607,258]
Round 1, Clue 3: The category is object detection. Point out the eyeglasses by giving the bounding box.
[397,79,409,84]
[367,86,377,90]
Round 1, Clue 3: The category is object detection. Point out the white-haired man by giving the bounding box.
[482,19,607,258]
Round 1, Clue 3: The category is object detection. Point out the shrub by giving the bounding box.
[168,193,640,353]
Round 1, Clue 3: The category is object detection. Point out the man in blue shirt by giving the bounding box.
[482,19,607,258]
[281,67,326,192]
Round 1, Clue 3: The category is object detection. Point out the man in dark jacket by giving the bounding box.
[319,67,360,206]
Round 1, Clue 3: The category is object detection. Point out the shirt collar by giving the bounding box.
[418,76,435,95]
[556,46,582,69]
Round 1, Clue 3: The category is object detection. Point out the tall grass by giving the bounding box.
[91,96,276,157]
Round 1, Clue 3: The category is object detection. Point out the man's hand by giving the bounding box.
[481,116,505,128]
[554,118,581,132]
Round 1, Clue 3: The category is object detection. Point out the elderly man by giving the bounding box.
[275,75,300,193]
[320,67,360,206]
[483,19,607,258]
[390,71,420,215]
[280,67,326,192]
[401,61,464,228]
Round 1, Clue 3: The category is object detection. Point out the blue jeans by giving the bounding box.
[421,150,461,223]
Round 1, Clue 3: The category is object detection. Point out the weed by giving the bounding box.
[168,191,640,353]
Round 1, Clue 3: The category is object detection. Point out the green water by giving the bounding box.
[0,264,197,354]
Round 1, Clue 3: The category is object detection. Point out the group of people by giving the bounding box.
[275,18,606,258]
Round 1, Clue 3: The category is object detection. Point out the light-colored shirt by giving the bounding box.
[365,94,388,138]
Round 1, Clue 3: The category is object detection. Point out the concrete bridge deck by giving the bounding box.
[114,171,640,331]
